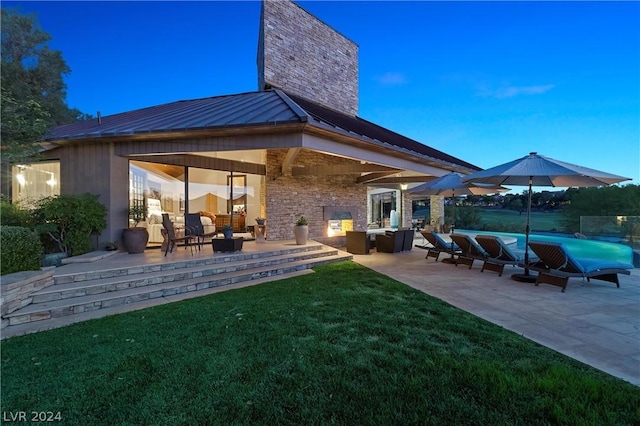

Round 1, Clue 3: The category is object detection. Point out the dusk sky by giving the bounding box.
[5,1,640,191]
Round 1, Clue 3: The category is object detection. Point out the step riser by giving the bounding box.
[53,245,326,285]
[8,255,350,327]
[33,250,338,303]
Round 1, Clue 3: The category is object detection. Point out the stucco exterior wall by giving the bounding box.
[258,0,359,116]
[265,149,367,246]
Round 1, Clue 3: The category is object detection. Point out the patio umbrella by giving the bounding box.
[462,152,631,282]
[408,172,507,263]
[408,171,507,232]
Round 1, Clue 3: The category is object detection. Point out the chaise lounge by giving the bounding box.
[420,231,460,262]
[527,241,633,292]
[450,233,488,269]
[474,234,535,276]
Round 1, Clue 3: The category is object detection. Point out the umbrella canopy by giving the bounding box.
[462,152,631,282]
[408,172,507,197]
[408,172,506,238]
[460,152,629,187]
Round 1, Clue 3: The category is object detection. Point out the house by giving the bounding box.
[7,0,480,249]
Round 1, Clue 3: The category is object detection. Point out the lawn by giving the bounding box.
[2,262,638,425]
[478,208,564,232]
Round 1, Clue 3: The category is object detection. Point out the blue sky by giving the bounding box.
[5,1,640,190]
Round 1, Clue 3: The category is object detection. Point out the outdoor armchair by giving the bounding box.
[527,241,633,292]
[400,228,415,251]
[162,214,196,256]
[346,231,371,255]
[185,213,217,251]
[375,230,405,253]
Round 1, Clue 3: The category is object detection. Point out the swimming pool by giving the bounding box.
[457,229,633,265]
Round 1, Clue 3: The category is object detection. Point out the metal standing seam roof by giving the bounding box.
[44,89,480,171]
[45,91,305,140]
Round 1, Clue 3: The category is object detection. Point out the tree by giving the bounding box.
[562,184,640,233]
[1,8,86,165]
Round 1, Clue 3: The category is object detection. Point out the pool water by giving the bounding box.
[457,229,633,265]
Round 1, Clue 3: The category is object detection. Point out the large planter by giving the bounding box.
[294,225,308,245]
[212,237,243,252]
[122,227,149,254]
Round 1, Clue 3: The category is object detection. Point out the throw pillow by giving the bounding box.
[199,210,216,222]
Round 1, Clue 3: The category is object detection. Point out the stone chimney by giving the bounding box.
[257,0,359,116]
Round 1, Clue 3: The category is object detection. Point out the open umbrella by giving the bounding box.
[409,172,507,263]
[462,152,631,282]
[408,172,507,232]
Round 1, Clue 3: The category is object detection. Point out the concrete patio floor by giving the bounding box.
[353,246,640,387]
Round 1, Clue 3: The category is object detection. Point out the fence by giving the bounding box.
[580,216,640,249]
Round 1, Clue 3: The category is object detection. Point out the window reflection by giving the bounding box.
[12,162,60,207]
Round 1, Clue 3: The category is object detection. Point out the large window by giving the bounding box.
[369,190,397,228]
[129,158,265,245]
[12,162,60,207]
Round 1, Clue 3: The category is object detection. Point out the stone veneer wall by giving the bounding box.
[258,0,359,117]
[265,150,367,246]
[1,269,54,329]
[401,192,413,228]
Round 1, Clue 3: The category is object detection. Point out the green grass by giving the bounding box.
[2,262,638,425]
[477,209,564,232]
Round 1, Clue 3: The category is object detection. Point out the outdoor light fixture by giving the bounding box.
[46,173,57,187]
[16,166,26,186]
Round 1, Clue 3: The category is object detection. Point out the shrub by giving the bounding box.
[0,198,31,227]
[32,194,107,256]
[451,206,482,229]
[0,226,42,275]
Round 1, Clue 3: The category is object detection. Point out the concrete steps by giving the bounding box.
[2,243,352,336]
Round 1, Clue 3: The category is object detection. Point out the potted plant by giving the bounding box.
[294,216,309,245]
[255,217,266,225]
[122,204,149,254]
[222,223,234,239]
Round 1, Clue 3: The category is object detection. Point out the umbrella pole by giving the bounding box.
[442,191,457,264]
[511,177,537,283]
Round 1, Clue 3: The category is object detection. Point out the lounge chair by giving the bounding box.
[420,231,460,262]
[527,241,633,292]
[162,214,196,256]
[450,233,488,269]
[474,235,535,276]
